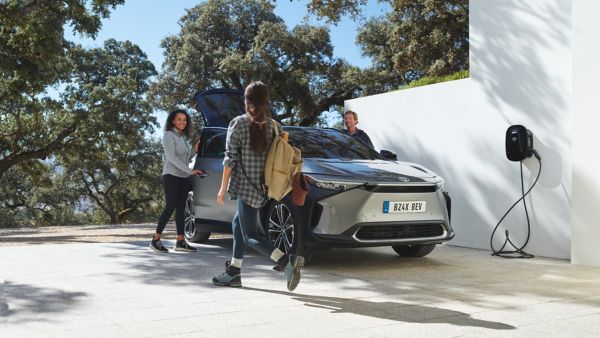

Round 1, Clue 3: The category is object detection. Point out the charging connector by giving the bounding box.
[490,152,542,259]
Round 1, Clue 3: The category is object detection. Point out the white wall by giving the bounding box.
[346,0,573,259]
[571,0,600,267]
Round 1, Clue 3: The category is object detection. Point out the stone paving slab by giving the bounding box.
[2,241,600,337]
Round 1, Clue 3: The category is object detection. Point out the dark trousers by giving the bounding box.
[155,174,191,235]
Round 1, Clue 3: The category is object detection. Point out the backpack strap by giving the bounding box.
[272,119,279,137]
[238,151,268,199]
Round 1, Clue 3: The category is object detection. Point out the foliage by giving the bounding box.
[0,0,124,98]
[0,164,90,228]
[1,6,163,225]
[62,139,163,225]
[388,0,469,82]
[308,0,469,85]
[57,40,162,224]
[150,0,361,126]
[398,70,469,90]
[0,0,124,178]
[304,0,368,23]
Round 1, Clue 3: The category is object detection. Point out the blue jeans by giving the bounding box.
[232,199,276,260]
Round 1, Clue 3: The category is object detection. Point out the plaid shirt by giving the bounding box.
[223,115,282,208]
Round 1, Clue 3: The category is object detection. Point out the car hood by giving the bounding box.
[303,158,439,184]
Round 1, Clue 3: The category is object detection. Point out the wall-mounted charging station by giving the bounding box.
[490,125,542,258]
[506,125,534,161]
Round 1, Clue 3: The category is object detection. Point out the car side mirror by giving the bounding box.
[380,150,397,161]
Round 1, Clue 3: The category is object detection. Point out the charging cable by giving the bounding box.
[490,150,542,258]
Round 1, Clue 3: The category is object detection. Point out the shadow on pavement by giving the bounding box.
[100,239,600,315]
[0,280,87,323]
[243,286,515,330]
[99,238,240,286]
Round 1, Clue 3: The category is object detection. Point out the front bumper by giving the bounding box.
[293,183,454,248]
[310,220,455,248]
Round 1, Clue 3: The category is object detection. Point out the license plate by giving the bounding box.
[383,201,426,213]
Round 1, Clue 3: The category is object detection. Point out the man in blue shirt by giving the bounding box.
[342,110,374,149]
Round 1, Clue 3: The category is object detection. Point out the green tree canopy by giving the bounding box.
[306,0,469,85]
[1,32,161,225]
[56,39,161,224]
[0,0,124,178]
[388,0,469,81]
[304,0,368,23]
[150,0,361,126]
[61,139,163,225]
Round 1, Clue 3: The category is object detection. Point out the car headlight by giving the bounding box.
[433,176,445,191]
[305,174,363,191]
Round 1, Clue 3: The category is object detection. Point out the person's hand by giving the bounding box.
[191,169,204,176]
[216,187,226,205]
[193,141,200,153]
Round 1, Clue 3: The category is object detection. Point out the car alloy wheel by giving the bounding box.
[184,192,196,239]
[266,202,295,255]
[183,192,211,243]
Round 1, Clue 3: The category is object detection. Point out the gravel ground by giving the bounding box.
[0,223,229,247]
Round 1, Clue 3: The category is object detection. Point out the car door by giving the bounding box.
[191,88,246,224]
[192,127,237,222]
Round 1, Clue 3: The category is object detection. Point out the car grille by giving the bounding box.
[362,185,437,193]
[355,223,444,240]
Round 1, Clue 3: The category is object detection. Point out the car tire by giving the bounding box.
[392,244,436,257]
[184,192,211,243]
[262,201,300,256]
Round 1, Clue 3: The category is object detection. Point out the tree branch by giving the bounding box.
[117,196,153,222]
[298,86,358,126]
[81,173,110,216]
[0,122,77,178]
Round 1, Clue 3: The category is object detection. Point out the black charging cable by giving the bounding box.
[490,150,542,258]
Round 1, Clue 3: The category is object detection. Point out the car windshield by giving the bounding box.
[286,127,383,160]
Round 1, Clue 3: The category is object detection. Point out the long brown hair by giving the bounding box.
[244,81,271,152]
[165,109,191,138]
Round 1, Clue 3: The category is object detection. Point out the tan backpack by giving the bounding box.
[264,120,303,201]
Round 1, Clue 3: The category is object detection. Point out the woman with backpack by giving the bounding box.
[213,81,304,291]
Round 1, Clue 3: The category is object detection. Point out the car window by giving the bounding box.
[199,128,227,158]
[286,128,383,160]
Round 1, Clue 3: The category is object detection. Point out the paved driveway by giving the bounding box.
[1,240,600,337]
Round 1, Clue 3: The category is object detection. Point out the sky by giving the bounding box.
[67,0,390,131]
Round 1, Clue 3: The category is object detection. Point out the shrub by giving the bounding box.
[398,70,469,90]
